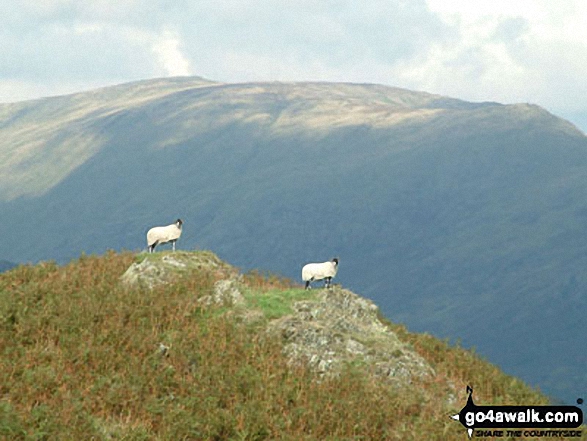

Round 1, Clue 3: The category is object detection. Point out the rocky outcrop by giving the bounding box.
[120,251,433,385]
[120,250,235,289]
[267,287,434,383]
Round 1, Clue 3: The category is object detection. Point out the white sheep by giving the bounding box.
[147,219,183,253]
[301,258,339,289]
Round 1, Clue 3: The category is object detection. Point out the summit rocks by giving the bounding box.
[267,287,434,382]
[121,251,433,384]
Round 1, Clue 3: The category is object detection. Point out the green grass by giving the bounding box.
[242,287,316,320]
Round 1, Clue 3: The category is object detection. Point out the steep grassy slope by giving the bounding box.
[0,77,216,201]
[0,251,571,440]
[0,78,586,404]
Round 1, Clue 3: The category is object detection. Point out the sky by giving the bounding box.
[1,0,586,132]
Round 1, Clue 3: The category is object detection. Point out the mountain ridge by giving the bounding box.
[2,76,580,203]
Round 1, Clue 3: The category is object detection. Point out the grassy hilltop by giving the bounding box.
[0,250,575,440]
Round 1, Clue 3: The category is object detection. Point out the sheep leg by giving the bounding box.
[325,277,332,289]
[305,280,311,290]
[150,241,159,253]
[172,240,176,252]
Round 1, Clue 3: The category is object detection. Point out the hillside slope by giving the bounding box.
[0,251,569,440]
[0,77,586,404]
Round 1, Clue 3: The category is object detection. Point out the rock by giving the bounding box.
[120,252,434,386]
[199,278,245,307]
[120,250,235,289]
[267,287,434,383]
[120,258,169,289]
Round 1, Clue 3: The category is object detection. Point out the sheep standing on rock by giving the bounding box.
[302,258,339,289]
[147,219,183,253]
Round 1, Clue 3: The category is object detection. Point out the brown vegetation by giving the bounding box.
[0,251,581,440]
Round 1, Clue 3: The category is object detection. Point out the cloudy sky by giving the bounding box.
[2,0,587,131]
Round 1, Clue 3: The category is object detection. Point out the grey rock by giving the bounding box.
[267,287,434,384]
[120,250,235,289]
[199,278,245,307]
[120,253,434,386]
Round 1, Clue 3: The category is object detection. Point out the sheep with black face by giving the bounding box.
[301,258,339,289]
[147,219,183,253]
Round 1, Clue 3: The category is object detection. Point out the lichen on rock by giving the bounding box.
[267,287,434,383]
[120,250,235,289]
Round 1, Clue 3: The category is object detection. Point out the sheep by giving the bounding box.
[301,258,339,290]
[147,219,183,253]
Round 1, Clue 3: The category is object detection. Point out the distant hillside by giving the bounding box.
[0,251,566,439]
[0,77,586,404]
[0,260,17,273]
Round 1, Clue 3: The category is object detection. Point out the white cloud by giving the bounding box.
[426,0,543,22]
[417,0,587,113]
[152,30,192,77]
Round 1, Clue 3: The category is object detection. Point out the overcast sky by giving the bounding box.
[2,0,586,132]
